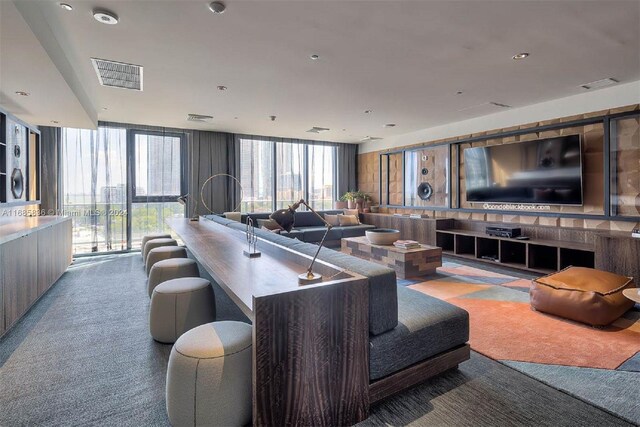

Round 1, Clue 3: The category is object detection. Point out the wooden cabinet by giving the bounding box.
[0,217,72,337]
[1,233,38,330]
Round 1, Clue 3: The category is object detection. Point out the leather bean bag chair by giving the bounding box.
[530,266,635,326]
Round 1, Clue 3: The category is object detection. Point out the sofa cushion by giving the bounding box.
[293,211,326,227]
[324,213,340,226]
[369,285,469,380]
[338,214,359,226]
[298,226,342,242]
[295,246,398,335]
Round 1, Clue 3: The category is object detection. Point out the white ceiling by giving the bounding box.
[2,0,639,143]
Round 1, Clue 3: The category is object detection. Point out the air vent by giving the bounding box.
[580,78,618,90]
[91,58,143,91]
[458,102,512,114]
[187,114,213,122]
[360,136,383,142]
[306,127,330,134]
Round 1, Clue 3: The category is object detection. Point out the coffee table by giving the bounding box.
[342,236,442,279]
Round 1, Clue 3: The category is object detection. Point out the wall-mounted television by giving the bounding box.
[464,135,583,205]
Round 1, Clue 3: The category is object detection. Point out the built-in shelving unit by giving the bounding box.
[435,227,595,274]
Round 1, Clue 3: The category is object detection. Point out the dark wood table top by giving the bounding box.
[167,218,352,319]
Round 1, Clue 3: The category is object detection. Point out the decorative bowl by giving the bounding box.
[365,228,400,245]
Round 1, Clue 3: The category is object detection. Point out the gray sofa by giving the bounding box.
[202,214,469,386]
[236,210,376,246]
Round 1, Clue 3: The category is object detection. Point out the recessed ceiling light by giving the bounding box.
[310,54,319,60]
[208,1,226,14]
[51,120,59,124]
[15,91,29,96]
[59,3,73,11]
[512,52,529,60]
[217,85,227,91]
[364,109,373,114]
[234,117,238,119]
[93,9,118,25]
[102,107,108,110]
[383,123,396,128]
[270,115,276,121]
[456,91,464,95]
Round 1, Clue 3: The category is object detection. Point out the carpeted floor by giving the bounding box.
[0,253,635,426]
[406,259,640,425]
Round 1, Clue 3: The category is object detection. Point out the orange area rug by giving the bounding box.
[408,266,640,369]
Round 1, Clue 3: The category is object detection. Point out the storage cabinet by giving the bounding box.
[0,217,72,337]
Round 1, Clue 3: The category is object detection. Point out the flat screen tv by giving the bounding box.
[464,135,583,205]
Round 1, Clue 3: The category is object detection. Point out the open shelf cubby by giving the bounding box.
[559,248,595,269]
[476,237,499,261]
[455,234,476,256]
[436,232,454,253]
[500,240,526,267]
[527,244,558,274]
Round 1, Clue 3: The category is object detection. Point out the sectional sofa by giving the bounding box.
[203,214,470,400]
[239,210,377,246]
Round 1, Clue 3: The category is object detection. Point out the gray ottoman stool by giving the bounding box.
[141,233,171,258]
[166,321,252,427]
[143,238,178,267]
[146,246,188,275]
[148,258,199,297]
[150,277,216,343]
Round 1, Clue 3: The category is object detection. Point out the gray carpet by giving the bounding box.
[0,254,633,426]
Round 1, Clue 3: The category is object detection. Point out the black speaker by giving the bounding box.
[11,168,24,199]
[421,167,428,175]
[417,182,433,201]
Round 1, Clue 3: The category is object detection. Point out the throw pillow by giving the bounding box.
[342,209,361,223]
[324,213,340,226]
[338,214,359,226]
[257,218,281,230]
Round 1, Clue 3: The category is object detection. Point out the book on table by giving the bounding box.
[394,240,421,249]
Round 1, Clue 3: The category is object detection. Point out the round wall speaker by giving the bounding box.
[421,167,429,175]
[14,145,21,158]
[417,182,433,201]
[11,168,24,199]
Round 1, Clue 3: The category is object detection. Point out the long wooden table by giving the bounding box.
[167,218,370,426]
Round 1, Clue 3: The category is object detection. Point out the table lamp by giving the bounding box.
[270,199,332,285]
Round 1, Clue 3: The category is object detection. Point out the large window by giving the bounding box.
[239,137,336,212]
[62,126,184,254]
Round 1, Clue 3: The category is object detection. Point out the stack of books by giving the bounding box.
[632,228,640,238]
[410,213,428,219]
[394,240,421,249]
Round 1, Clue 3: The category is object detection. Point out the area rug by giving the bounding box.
[404,260,640,424]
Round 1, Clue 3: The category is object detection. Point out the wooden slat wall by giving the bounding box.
[358,104,640,232]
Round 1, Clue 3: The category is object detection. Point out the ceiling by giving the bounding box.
[2,0,639,142]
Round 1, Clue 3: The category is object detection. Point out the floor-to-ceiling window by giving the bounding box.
[62,126,184,254]
[239,136,337,212]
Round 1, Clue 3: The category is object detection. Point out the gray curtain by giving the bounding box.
[187,130,238,216]
[39,126,62,213]
[337,143,358,197]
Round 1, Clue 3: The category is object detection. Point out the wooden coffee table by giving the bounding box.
[342,236,442,279]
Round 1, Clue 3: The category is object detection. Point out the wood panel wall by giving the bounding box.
[357,104,640,232]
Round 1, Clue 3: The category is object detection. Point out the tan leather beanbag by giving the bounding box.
[530,267,635,326]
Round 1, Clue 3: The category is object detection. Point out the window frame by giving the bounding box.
[129,129,186,204]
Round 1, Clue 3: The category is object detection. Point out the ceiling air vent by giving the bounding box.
[580,78,618,90]
[91,58,143,91]
[360,136,383,142]
[187,113,213,122]
[458,102,512,114]
[306,127,330,134]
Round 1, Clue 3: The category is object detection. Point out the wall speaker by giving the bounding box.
[421,167,428,176]
[417,182,433,201]
[5,119,27,202]
[11,168,24,199]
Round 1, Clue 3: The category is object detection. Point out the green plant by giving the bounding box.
[340,191,356,201]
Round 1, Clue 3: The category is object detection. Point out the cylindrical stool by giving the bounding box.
[146,246,188,275]
[141,233,172,258]
[150,277,216,343]
[166,321,252,427]
[147,258,199,297]
[143,238,178,267]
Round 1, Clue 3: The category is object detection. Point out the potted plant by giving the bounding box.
[334,193,349,210]
[342,191,357,209]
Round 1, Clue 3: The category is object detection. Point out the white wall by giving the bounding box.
[359,80,640,154]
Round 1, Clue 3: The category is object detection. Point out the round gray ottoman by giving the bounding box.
[143,238,178,267]
[146,246,188,275]
[147,258,199,297]
[141,233,171,258]
[166,321,252,427]
[150,277,216,343]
